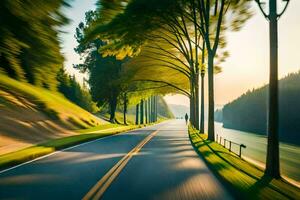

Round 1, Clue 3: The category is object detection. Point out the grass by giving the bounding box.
[0,74,101,128]
[0,74,167,170]
[188,126,300,200]
[101,111,167,125]
[115,112,136,125]
[0,124,137,171]
[0,118,165,171]
[100,112,137,125]
[76,123,122,133]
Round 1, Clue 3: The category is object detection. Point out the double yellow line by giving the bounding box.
[82,130,159,200]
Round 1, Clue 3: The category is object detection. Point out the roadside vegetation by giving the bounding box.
[188,127,300,199]
[0,1,172,163]
[0,73,169,168]
[0,0,297,196]
[0,74,101,129]
[88,0,293,181]
[57,68,98,113]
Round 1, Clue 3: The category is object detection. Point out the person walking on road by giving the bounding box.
[185,113,189,125]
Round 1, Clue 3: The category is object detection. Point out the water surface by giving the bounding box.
[214,122,300,183]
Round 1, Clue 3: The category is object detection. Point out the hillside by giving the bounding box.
[222,71,300,145]
[157,96,174,118]
[0,75,102,154]
[168,104,189,118]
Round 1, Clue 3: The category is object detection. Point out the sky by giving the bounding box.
[61,0,300,107]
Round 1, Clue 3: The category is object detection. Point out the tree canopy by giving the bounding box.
[0,0,70,89]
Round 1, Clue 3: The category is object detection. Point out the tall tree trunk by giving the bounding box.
[145,99,148,124]
[189,96,193,126]
[195,73,200,130]
[148,98,151,123]
[153,96,156,122]
[265,0,280,178]
[149,97,151,123]
[151,96,155,122]
[140,100,144,124]
[207,53,215,141]
[155,96,158,121]
[200,73,205,133]
[192,2,200,130]
[109,97,117,123]
[135,103,139,125]
[123,94,127,125]
[189,78,196,127]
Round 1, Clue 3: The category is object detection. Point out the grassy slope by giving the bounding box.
[0,74,101,129]
[0,75,146,170]
[116,112,137,125]
[101,112,136,125]
[188,127,300,200]
[0,75,167,171]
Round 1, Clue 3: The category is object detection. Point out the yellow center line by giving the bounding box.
[82,130,159,200]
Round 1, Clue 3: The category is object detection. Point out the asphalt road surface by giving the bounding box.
[0,120,232,200]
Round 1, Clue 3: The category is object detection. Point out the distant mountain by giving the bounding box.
[168,104,224,120]
[222,71,300,146]
[157,96,174,118]
[168,104,189,118]
[215,109,223,122]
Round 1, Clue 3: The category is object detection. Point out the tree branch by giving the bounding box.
[132,79,190,97]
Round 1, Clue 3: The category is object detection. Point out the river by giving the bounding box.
[213,122,300,184]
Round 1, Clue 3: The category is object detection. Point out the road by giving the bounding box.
[0,120,232,200]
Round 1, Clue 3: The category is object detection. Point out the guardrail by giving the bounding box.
[216,134,246,157]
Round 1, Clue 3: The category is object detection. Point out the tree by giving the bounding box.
[88,0,232,132]
[87,0,203,128]
[57,68,98,113]
[0,0,70,89]
[145,99,148,123]
[255,0,290,178]
[86,53,124,123]
[74,11,127,123]
[135,103,139,125]
[192,0,252,140]
[120,92,128,125]
[140,99,144,124]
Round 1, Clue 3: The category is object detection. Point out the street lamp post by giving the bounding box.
[255,0,290,178]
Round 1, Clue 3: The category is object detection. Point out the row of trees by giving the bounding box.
[135,96,159,125]
[86,0,251,140]
[0,1,170,125]
[74,10,173,124]
[57,69,98,113]
[0,0,285,179]
[82,0,287,179]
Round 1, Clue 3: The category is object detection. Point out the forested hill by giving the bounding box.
[156,96,174,118]
[222,71,300,146]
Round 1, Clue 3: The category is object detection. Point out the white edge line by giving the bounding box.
[0,124,160,175]
[0,134,116,174]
